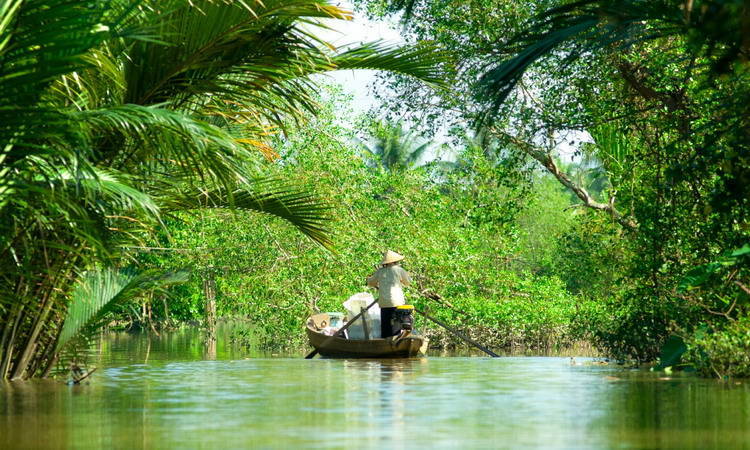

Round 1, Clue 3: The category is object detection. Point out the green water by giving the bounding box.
[2,330,750,449]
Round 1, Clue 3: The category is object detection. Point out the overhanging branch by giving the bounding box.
[494,129,638,231]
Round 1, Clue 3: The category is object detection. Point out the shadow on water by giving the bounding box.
[1,331,749,449]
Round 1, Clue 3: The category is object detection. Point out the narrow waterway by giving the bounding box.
[1,330,749,449]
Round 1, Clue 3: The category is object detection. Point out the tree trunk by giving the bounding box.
[203,277,217,360]
[204,277,217,327]
[162,295,170,324]
[0,304,24,379]
[11,289,55,380]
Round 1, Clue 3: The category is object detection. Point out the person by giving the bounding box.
[366,250,412,338]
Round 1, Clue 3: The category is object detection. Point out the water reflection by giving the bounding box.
[592,371,750,449]
[1,333,749,449]
[336,359,430,448]
[203,324,217,361]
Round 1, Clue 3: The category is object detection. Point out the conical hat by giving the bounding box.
[381,250,404,265]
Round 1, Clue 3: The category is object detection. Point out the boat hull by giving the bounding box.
[306,323,428,358]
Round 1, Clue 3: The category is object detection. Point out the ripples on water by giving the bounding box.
[1,331,749,449]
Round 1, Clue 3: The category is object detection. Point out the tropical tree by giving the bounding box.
[475,0,749,220]
[359,121,440,170]
[0,0,448,379]
[466,0,750,362]
[355,0,749,365]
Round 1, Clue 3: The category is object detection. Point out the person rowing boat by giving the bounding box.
[366,250,412,338]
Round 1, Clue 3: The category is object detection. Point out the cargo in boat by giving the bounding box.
[305,312,428,358]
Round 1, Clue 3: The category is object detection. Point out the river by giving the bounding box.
[1,329,749,449]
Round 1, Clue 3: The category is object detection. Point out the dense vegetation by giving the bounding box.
[1,0,748,379]
[0,0,444,379]
[353,0,750,376]
[135,89,588,351]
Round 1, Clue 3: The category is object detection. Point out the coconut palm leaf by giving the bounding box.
[56,267,189,352]
[116,0,449,124]
[0,0,112,109]
[325,41,449,89]
[162,178,333,250]
[0,165,162,261]
[76,104,253,185]
[0,0,153,144]
[120,0,348,106]
[0,0,23,51]
[0,0,112,164]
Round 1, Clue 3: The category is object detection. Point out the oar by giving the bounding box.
[415,308,500,358]
[305,298,379,359]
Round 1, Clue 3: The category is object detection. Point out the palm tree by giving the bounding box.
[421,128,511,178]
[359,121,439,171]
[556,156,610,204]
[0,0,448,379]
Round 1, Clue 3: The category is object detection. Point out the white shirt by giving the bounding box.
[366,265,412,308]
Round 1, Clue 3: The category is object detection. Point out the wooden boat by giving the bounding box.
[306,313,428,358]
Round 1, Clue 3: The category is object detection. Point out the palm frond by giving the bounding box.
[0,164,161,259]
[329,41,451,89]
[405,141,434,166]
[0,0,113,162]
[111,0,448,135]
[162,178,333,250]
[0,0,112,110]
[78,104,252,185]
[361,121,437,170]
[121,0,347,106]
[0,0,23,52]
[56,267,189,352]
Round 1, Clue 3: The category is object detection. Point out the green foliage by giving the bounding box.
[686,317,750,379]
[357,0,750,377]
[514,178,576,272]
[57,268,189,354]
[358,121,439,171]
[140,89,579,350]
[422,274,579,348]
[475,0,750,122]
[0,0,449,379]
[678,246,750,293]
[587,122,633,175]
[655,335,687,370]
